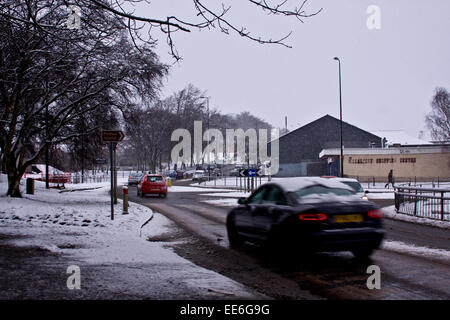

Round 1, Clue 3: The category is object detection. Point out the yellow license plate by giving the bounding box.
[334,214,363,223]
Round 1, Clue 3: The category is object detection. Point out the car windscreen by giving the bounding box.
[147,176,163,182]
[341,181,364,193]
[294,185,355,202]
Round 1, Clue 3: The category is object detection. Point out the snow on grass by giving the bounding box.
[367,192,395,200]
[381,240,450,263]
[381,205,450,230]
[201,199,240,208]
[202,191,250,198]
[0,176,262,299]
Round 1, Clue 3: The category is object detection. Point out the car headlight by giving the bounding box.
[362,195,369,200]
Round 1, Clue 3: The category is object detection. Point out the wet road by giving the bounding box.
[127,183,450,300]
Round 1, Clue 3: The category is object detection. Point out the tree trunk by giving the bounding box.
[7,172,22,198]
[4,152,24,197]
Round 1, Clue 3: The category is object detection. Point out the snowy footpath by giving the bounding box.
[0,176,264,299]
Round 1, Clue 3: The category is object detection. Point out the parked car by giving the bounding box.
[184,170,196,179]
[168,170,176,178]
[167,169,185,180]
[128,172,144,185]
[192,170,206,181]
[175,170,185,180]
[137,174,168,198]
[226,177,385,259]
[326,177,369,200]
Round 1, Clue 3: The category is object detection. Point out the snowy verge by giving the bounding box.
[201,199,240,208]
[0,178,264,299]
[381,205,450,230]
[381,240,450,264]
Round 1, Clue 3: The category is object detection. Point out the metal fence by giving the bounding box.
[394,185,450,221]
[198,174,271,193]
[348,176,450,189]
[72,173,109,184]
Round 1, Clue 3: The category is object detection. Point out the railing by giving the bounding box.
[197,174,271,193]
[347,175,450,189]
[25,173,72,186]
[394,185,450,221]
[71,173,109,184]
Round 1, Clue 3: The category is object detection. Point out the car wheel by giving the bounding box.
[352,248,374,260]
[226,215,242,247]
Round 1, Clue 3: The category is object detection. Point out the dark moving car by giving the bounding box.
[226,177,385,259]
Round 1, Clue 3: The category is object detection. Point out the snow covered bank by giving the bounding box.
[382,205,450,230]
[381,240,450,263]
[0,177,263,299]
[202,199,241,208]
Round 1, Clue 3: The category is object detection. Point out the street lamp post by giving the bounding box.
[200,96,210,165]
[45,104,49,189]
[333,57,344,177]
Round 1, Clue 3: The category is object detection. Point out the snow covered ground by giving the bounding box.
[2,173,449,297]
[381,240,450,263]
[0,175,263,299]
[382,205,450,230]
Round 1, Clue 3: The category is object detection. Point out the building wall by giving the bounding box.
[274,115,382,165]
[277,163,306,177]
[276,161,328,177]
[343,151,450,179]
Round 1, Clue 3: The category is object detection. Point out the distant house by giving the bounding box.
[269,115,382,177]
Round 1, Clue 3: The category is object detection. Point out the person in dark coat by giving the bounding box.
[385,169,394,188]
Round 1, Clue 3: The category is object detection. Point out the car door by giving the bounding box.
[250,185,290,240]
[233,186,268,238]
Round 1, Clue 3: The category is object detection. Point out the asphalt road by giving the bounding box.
[127,181,450,300]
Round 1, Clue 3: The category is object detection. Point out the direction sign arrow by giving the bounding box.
[248,169,256,177]
[101,130,125,142]
[239,169,246,177]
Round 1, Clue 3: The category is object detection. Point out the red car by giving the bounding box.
[137,174,168,198]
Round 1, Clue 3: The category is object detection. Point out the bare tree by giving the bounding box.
[0,0,322,61]
[426,87,450,142]
[122,84,274,170]
[0,0,167,197]
[124,102,176,172]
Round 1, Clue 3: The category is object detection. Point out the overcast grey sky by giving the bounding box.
[140,0,450,140]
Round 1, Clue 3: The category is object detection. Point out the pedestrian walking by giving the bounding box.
[385,169,394,188]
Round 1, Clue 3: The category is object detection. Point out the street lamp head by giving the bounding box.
[333,57,339,61]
